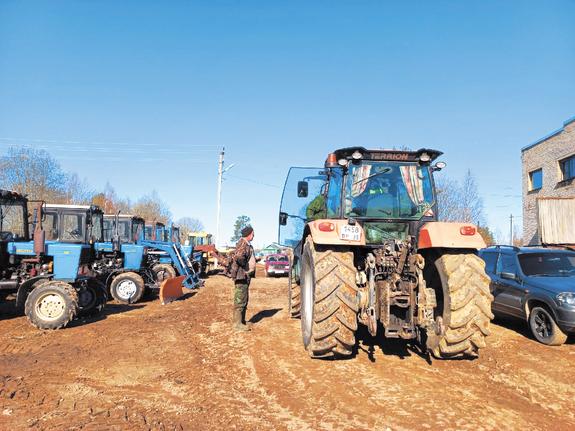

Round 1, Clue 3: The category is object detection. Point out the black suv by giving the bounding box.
[479,246,575,345]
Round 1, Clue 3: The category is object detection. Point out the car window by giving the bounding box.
[481,252,498,274]
[267,256,277,262]
[278,255,289,262]
[518,252,575,276]
[496,253,517,275]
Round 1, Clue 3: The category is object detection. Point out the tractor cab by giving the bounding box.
[144,222,166,242]
[103,214,145,244]
[279,147,444,248]
[0,190,30,280]
[42,204,104,245]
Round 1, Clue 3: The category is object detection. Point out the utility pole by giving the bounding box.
[215,147,235,248]
[509,214,514,246]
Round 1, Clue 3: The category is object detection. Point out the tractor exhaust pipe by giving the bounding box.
[33,202,45,257]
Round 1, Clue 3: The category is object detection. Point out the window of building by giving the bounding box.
[559,155,575,182]
[529,168,542,191]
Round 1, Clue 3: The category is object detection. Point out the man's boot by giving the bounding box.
[233,308,250,332]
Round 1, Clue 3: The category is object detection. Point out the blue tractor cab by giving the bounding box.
[0,193,107,329]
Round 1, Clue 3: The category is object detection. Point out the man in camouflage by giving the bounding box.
[230,225,256,331]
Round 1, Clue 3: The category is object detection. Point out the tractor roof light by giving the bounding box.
[325,153,338,168]
[351,151,363,160]
[338,158,347,166]
[419,152,431,163]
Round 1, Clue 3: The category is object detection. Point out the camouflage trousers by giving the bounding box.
[234,280,250,311]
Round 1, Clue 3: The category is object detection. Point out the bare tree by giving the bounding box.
[132,191,171,224]
[436,170,486,225]
[176,217,204,238]
[0,147,67,201]
[65,173,94,205]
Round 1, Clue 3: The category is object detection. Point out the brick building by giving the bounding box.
[521,115,575,245]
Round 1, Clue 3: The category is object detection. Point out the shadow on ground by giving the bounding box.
[249,308,282,324]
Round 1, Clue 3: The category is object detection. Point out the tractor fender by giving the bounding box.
[306,219,366,246]
[418,222,486,250]
[16,275,53,310]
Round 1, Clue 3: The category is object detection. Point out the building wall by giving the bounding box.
[522,118,575,245]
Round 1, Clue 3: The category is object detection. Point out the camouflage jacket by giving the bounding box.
[230,237,254,281]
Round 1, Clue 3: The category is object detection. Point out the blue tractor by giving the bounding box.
[0,191,107,329]
[141,222,202,289]
[92,214,151,304]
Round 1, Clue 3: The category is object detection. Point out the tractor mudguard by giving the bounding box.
[418,222,486,250]
[16,275,53,310]
[306,219,366,246]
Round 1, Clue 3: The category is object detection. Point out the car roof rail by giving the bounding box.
[522,244,575,251]
[485,244,520,251]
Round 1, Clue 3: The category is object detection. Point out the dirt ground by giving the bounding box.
[1,269,574,431]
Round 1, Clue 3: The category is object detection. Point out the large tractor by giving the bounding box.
[0,193,107,329]
[279,148,493,359]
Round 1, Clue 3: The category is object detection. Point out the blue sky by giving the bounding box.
[1,0,574,247]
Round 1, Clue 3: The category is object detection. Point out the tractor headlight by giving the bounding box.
[556,292,575,307]
[351,151,362,160]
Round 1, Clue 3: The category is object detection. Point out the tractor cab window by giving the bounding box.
[132,220,144,243]
[89,212,104,243]
[345,162,434,220]
[44,213,59,240]
[116,220,130,243]
[145,225,153,240]
[172,228,181,244]
[61,213,84,242]
[103,219,114,242]
[0,200,27,241]
[326,168,343,218]
[279,167,327,247]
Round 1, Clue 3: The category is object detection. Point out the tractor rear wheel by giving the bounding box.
[110,272,145,304]
[25,281,78,330]
[153,264,176,284]
[78,279,107,317]
[300,237,357,358]
[288,258,301,318]
[429,253,493,359]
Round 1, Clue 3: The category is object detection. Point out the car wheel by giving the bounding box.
[529,306,568,346]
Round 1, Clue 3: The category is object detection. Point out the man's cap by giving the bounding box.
[241,226,254,237]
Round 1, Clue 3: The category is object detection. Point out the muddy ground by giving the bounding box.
[1,269,574,431]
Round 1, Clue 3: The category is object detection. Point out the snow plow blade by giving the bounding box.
[159,275,186,305]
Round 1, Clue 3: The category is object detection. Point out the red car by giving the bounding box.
[264,253,290,277]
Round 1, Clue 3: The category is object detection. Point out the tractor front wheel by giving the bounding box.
[300,237,357,358]
[428,253,494,359]
[78,279,107,317]
[153,264,176,285]
[25,281,78,330]
[110,272,145,304]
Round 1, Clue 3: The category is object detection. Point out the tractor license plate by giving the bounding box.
[340,225,361,241]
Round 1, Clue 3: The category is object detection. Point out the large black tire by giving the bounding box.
[529,306,568,346]
[430,253,493,358]
[78,279,107,317]
[288,257,301,318]
[24,281,78,330]
[300,237,357,358]
[110,272,145,304]
[152,264,177,284]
